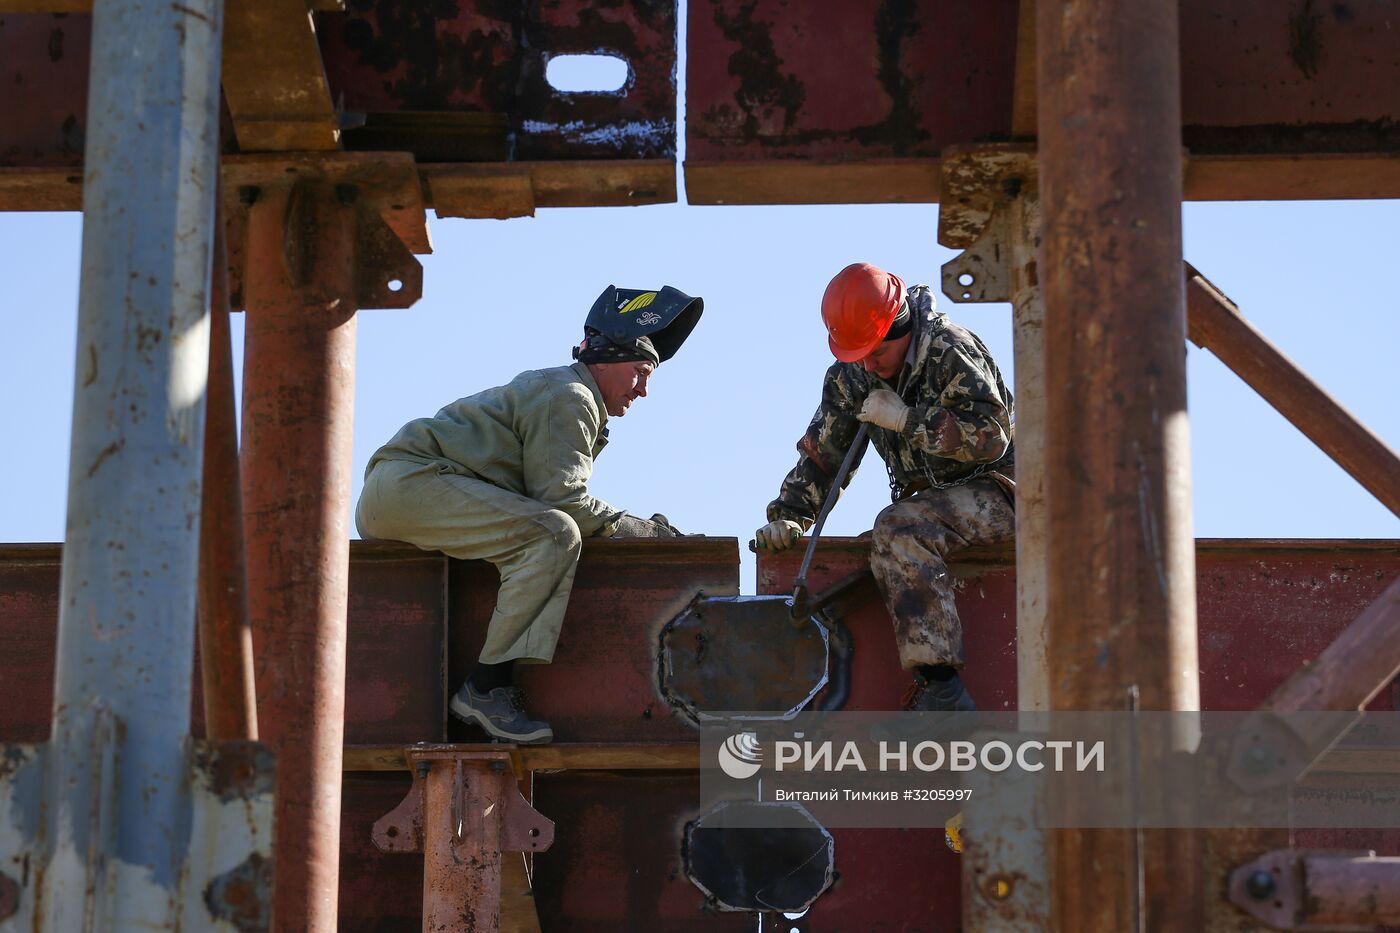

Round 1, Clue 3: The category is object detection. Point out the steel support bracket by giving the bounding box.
[937,143,1038,306]
[371,747,553,932]
[371,747,555,856]
[1224,710,1361,794]
[1228,848,1398,931]
[221,152,431,311]
[0,733,275,931]
[355,209,423,310]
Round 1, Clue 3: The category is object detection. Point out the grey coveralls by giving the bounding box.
[357,362,622,664]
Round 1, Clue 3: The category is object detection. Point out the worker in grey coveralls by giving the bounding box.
[755,262,1015,713]
[357,285,703,744]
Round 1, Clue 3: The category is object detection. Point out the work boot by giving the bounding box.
[449,682,553,745]
[903,670,978,714]
[874,671,977,744]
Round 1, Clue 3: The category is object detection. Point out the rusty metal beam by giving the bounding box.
[1186,264,1400,520]
[197,207,257,742]
[241,178,358,932]
[683,152,1400,206]
[221,0,339,152]
[1302,854,1400,927]
[0,159,673,218]
[684,159,941,206]
[343,743,702,773]
[1230,850,1400,930]
[1183,153,1400,200]
[6,153,1399,214]
[423,160,676,219]
[1039,3,1200,933]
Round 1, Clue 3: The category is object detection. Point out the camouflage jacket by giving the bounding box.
[767,285,1015,528]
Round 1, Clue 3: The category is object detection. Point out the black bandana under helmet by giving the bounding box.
[883,299,913,342]
[572,330,660,366]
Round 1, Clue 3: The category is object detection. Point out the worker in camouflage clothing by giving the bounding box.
[755,262,1014,712]
[358,285,703,744]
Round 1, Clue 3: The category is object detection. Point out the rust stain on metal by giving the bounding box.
[199,740,275,800]
[85,439,123,478]
[0,746,29,780]
[711,2,806,140]
[0,870,17,921]
[204,852,272,933]
[1288,0,1325,78]
[317,0,678,161]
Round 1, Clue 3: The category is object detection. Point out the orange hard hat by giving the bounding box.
[821,262,907,363]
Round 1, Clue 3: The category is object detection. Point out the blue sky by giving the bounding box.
[4,39,1395,588]
[2,193,1397,589]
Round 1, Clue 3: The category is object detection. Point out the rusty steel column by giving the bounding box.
[423,760,502,932]
[198,214,257,741]
[371,747,555,933]
[1010,187,1048,714]
[242,179,358,931]
[1038,0,1200,930]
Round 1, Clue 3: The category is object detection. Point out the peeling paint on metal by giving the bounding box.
[520,117,672,149]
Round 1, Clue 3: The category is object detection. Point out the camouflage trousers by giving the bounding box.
[869,474,1016,669]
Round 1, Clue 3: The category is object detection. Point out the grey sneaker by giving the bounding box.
[449,683,553,744]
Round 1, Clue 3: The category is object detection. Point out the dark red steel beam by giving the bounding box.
[241,179,359,933]
[1187,264,1400,520]
[1038,2,1199,931]
[315,1,678,162]
[4,538,1400,928]
[197,209,257,742]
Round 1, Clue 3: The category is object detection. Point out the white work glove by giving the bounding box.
[755,519,803,551]
[857,388,910,433]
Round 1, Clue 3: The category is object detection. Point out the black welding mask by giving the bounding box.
[580,285,704,364]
